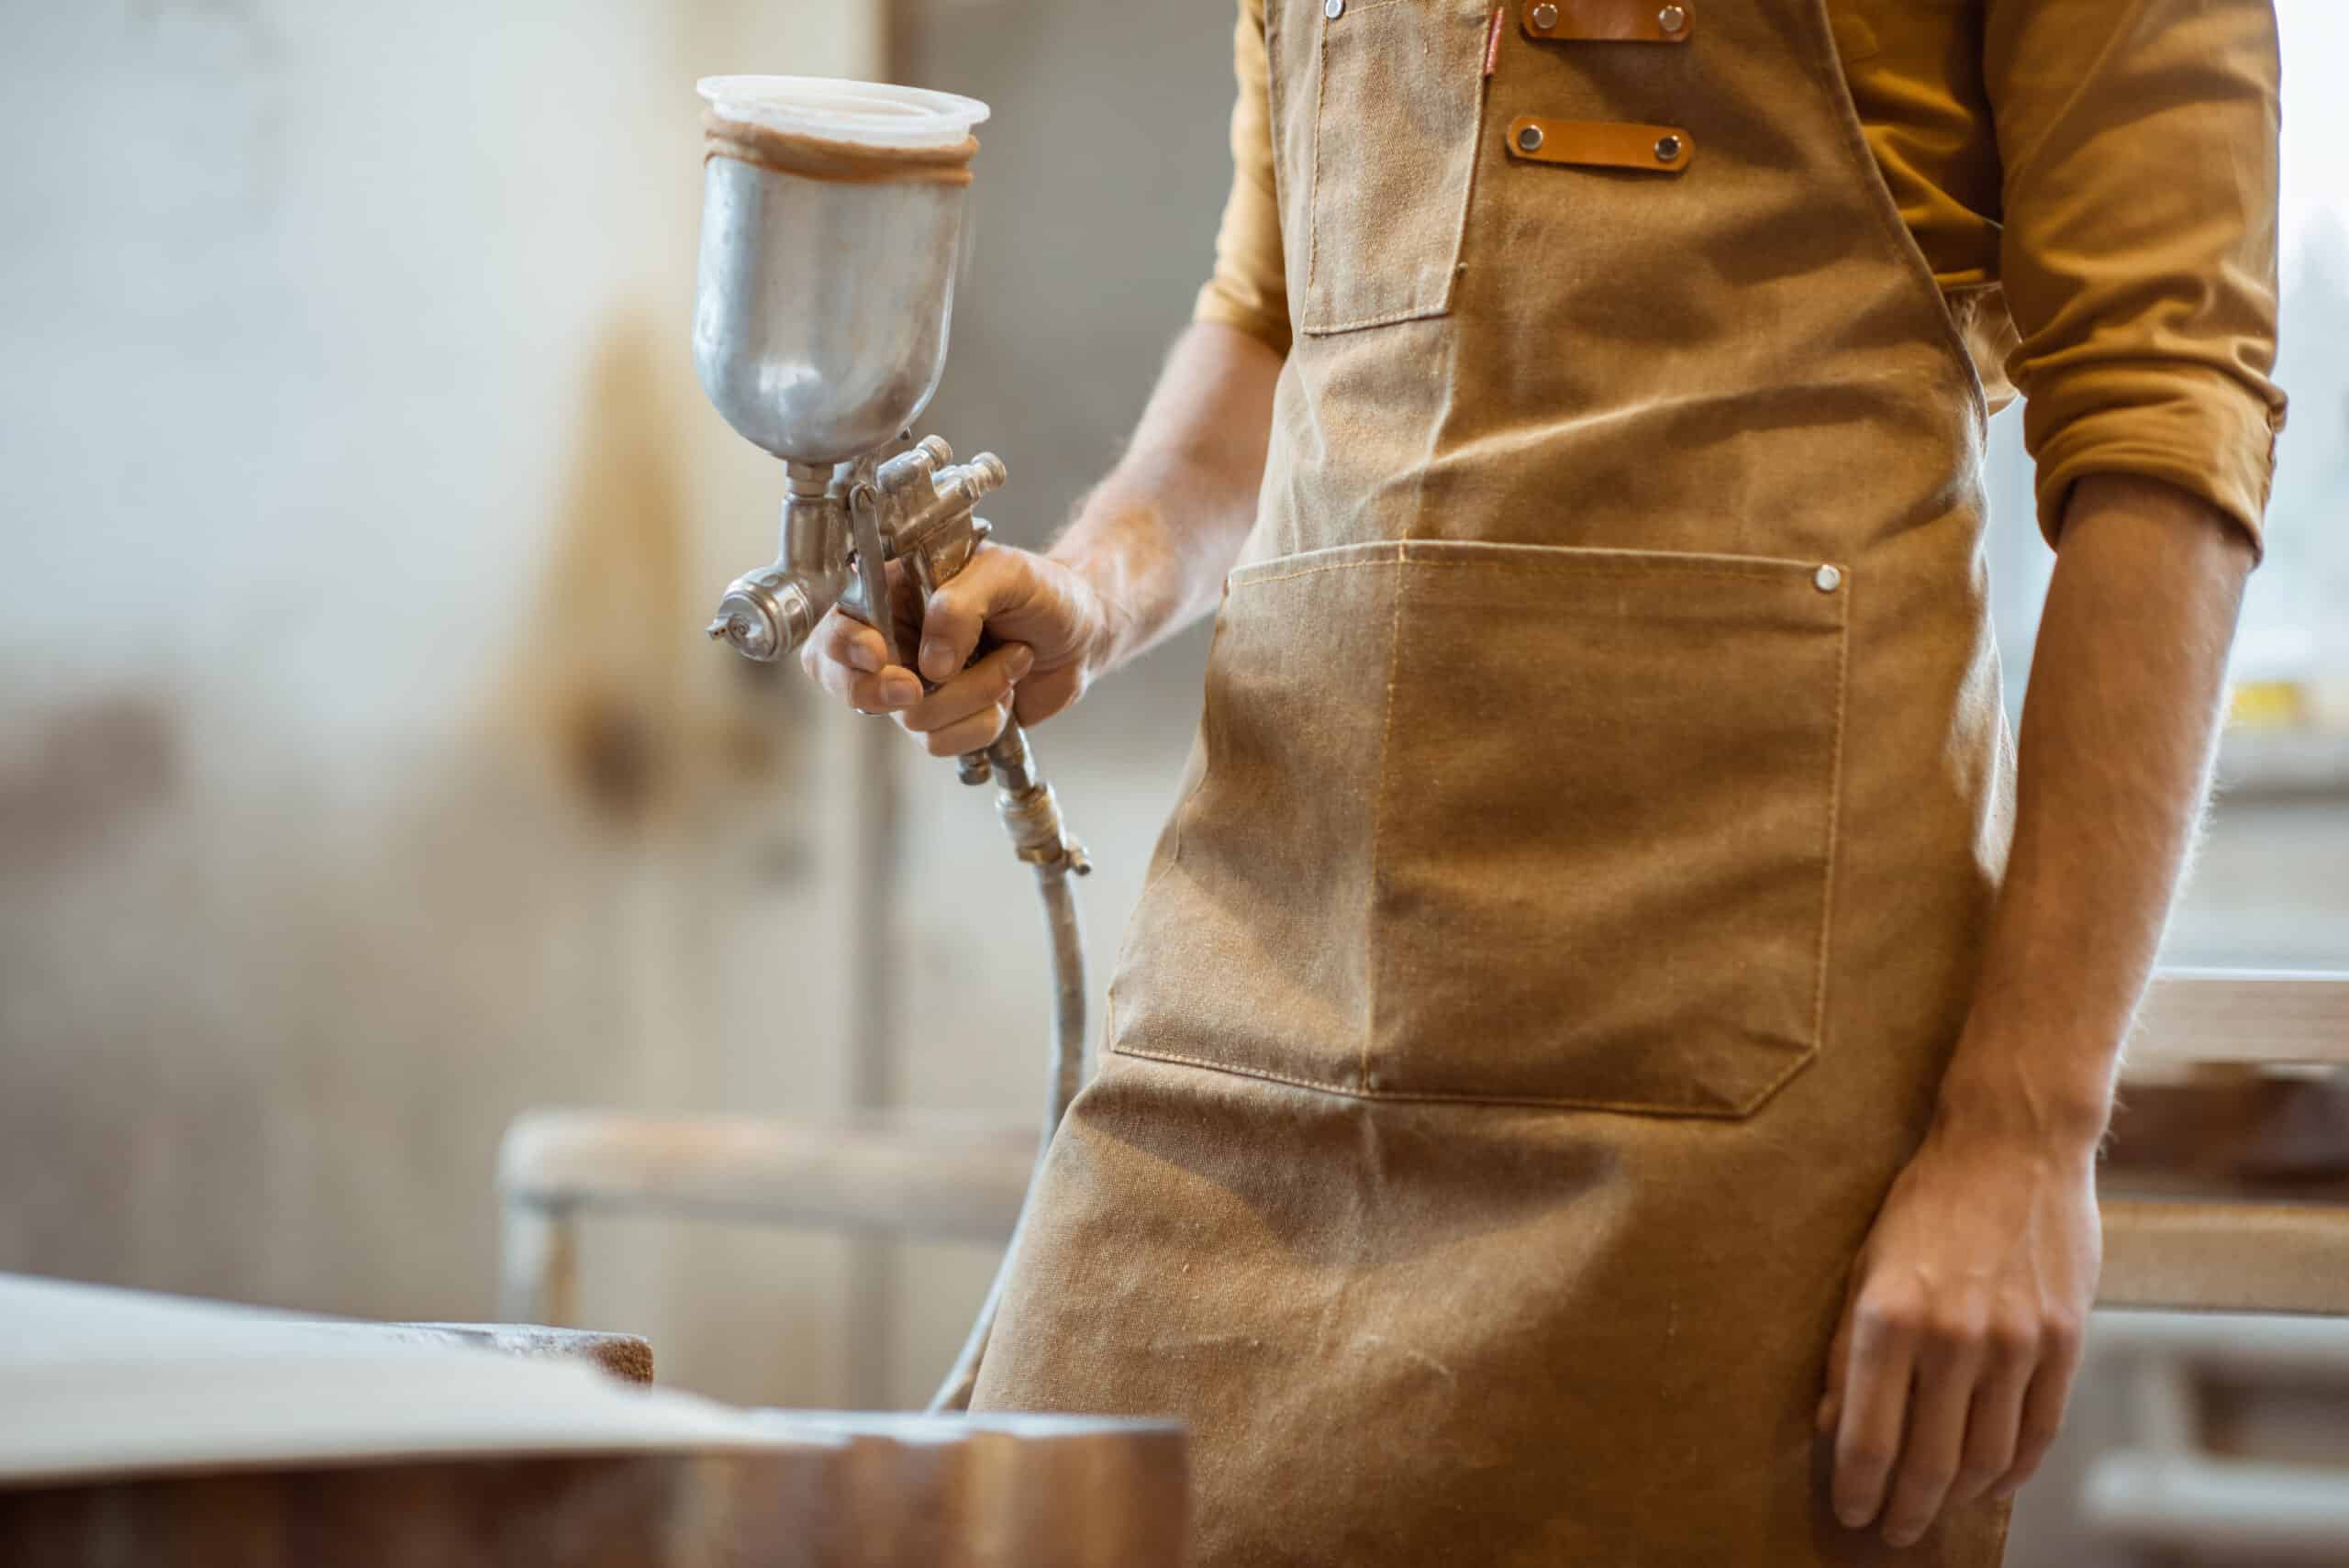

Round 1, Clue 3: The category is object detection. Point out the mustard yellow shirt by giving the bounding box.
[1197,0,2288,552]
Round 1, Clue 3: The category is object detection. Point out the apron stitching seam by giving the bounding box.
[1394,562,1807,583]
[1721,1035,1825,1118]
[1692,583,1854,1120]
[1809,577,1852,1066]
[1358,543,1410,1095]
[1264,0,1289,279]
[1229,562,1387,589]
[1229,542,1849,584]
[1796,0,1990,429]
[1443,0,1497,313]
[1230,562,1826,592]
[1303,7,1330,326]
[1804,586,1842,1065]
[1114,1045,1382,1099]
[1305,303,1461,336]
[1110,1042,1798,1118]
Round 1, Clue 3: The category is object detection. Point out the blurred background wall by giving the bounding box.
[0,0,895,1405]
[2,0,2344,1561]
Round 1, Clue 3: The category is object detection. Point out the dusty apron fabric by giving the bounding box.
[971,1,2015,1562]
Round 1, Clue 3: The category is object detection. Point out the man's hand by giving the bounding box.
[1820,1099,2100,1547]
[1813,475,2251,1548]
[801,543,1116,756]
[797,321,1283,755]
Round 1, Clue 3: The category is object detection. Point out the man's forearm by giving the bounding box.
[1048,321,1283,674]
[1937,473,2256,1151]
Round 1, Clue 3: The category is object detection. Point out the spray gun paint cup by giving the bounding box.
[693,75,990,466]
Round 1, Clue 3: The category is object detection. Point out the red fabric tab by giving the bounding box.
[1485,6,1504,76]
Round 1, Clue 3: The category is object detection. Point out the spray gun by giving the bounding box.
[691,76,1086,1412]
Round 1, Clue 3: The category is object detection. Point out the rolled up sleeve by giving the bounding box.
[1986,0,2288,557]
[1194,0,1294,357]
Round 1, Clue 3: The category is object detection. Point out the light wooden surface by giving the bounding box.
[2129,970,2349,1071]
[2098,1198,2349,1315]
[495,1109,1037,1325]
[0,1274,1186,1568]
[2096,971,2349,1314]
[496,1110,1034,1242]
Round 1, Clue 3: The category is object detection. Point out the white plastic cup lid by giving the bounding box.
[696,75,991,151]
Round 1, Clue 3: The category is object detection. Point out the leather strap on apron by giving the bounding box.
[973,2,2015,1563]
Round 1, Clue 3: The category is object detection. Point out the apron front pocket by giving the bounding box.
[1295,0,1491,335]
[1109,540,1847,1121]
[1364,540,1848,1117]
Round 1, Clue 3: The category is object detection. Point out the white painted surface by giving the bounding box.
[0,1273,783,1486]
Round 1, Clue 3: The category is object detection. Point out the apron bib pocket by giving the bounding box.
[1295,0,1491,334]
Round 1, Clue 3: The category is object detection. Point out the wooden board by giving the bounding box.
[0,1274,1186,1566]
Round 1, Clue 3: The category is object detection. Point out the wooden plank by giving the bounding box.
[2129,971,2349,1071]
[2099,1197,2349,1315]
[0,1274,1186,1567]
[495,1111,1034,1245]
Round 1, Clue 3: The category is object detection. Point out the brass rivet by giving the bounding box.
[1517,124,1544,153]
[1531,1,1558,28]
[1814,563,1842,594]
[1325,0,1343,17]
[1658,3,1687,32]
[1654,133,1683,162]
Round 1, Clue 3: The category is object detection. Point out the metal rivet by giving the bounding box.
[1325,0,1344,17]
[1516,124,1544,153]
[1531,2,1558,28]
[1654,133,1683,162]
[1814,563,1842,593]
[1658,3,1687,32]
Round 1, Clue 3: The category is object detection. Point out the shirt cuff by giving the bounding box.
[2024,366,2282,562]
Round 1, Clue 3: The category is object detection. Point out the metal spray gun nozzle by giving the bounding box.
[704,462,850,663]
[702,441,1010,671]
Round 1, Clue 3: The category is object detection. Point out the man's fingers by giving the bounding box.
[897,643,1035,735]
[810,644,918,712]
[918,698,1014,758]
[1992,1312,2085,1499]
[1953,1313,2038,1503]
[851,669,921,713]
[1011,662,1085,729]
[798,607,930,714]
[916,553,1025,684]
[1820,1269,1861,1436]
[803,610,888,684]
[817,658,918,713]
[1831,1294,1920,1532]
[1877,1322,1987,1548]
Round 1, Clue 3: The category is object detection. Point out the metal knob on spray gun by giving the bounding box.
[689,75,1088,1414]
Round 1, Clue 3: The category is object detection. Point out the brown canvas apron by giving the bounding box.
[970,0,2015,1562]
